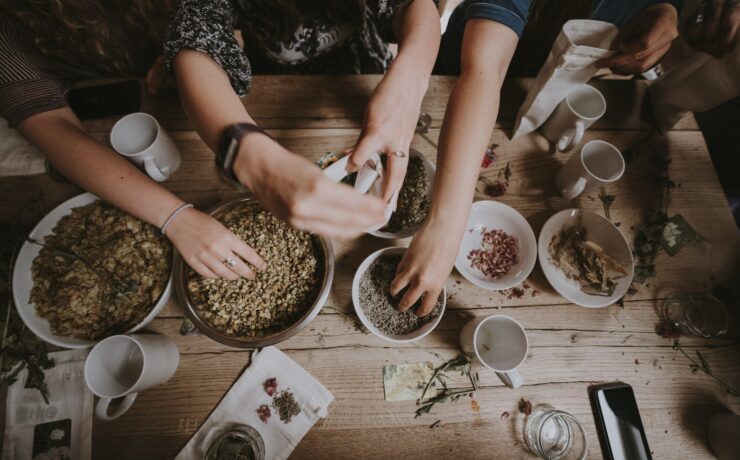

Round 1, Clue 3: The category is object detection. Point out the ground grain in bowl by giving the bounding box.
[359,254,442,336]
[187,203,324,336]
[386,156,431,233]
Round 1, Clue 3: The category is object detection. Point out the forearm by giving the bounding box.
[17,108,184,228]
[391,0,441,91]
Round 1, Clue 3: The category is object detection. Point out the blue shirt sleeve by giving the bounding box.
[463,0,532,38]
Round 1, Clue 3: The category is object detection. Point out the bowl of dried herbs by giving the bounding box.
[352,247,445,343]
[175,197,334,348]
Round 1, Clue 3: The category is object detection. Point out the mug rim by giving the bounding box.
[565,84,607,121]
[579,140,625,183]
[110,112,161,158]
[472,314,529,373]
[84,334,146,399]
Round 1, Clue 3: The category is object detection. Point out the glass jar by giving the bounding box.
[524,405,587,460]
[205,424,265,460]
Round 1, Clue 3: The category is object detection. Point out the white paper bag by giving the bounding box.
[512,20,618,138]
[649,34,740,132]
[2,349,93,460]
[0,117,45,177]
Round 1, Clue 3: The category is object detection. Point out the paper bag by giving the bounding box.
[512,20,618,138]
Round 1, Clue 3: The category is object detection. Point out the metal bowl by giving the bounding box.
[173,196,334,348]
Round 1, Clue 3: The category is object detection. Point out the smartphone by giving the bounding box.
[67,80,140,120]
[589,382,651,460]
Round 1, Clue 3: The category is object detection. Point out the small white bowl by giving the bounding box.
[455,201,537,291]
[370,149,436,240]
[12,193,172,349]
[538,209,634,308]
[352,247,445,343]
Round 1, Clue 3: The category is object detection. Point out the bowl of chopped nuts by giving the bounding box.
[454,200,537,291]
[352,246,445,343]
[174,196,334,348]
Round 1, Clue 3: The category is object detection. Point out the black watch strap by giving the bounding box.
[216,123,271,184]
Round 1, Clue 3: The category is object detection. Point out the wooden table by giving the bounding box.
[1,76,739,459]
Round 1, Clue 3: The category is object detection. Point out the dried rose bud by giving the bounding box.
[257,404,271,423]
[263,377,278,396]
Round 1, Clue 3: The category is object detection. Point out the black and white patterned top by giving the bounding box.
[164,0,414,96]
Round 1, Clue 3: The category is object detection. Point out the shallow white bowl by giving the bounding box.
[12,193,172,349]
[454,201,537,291]
[538,208,634,308]
[352,247,445,343]
[369,149,436,240]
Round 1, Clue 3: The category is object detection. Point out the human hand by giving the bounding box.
[234,138,388,239]
[596,3,679,74]
[146,56,176,95]
[165,206,266,280]
[684,0,740,58]
[347,62,428,202]
[390,219,460,317]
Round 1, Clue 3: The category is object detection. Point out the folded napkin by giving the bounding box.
[176,346,333,460]
[0,117,45,177]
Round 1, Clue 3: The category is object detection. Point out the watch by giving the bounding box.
[216,123,271,184]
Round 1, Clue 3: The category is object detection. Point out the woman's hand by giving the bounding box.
[234,135,388,239]
[684,0,740,58]
[347,62,427,202]
[390,219,461,317]
[165,206,266,280]
[596,3,679,74]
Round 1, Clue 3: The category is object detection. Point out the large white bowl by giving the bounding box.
[352,247,445,343]
[12,193,172,349]
[454,201,537,291]
[370,149,436,240]
[538,209,634,308]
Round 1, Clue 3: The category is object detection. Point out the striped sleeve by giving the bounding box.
[0,18,68,127]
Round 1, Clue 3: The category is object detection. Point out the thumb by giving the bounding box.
[347,134,381,173]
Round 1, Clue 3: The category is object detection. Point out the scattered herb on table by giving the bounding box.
[263,378,278,397]
[478,177,508,198]
[429,420,442,429]
[415,355,477,418]
[322,306,367,334]
[518,398,532,416]
[359,254,442,336]
[273,390,301,423]
[673,340,739,397]
[499,162,513,182]
[598,187,615,221]
[481,144,498,170]
[386,156,431,233]
[500,411,510,420]
[468,228,519,280]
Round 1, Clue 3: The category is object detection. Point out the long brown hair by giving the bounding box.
[234,0,365,46]
[0,0,173,75]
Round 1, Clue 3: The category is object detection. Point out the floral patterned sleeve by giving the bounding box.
[366,0,439,43]
[164,0,252,96]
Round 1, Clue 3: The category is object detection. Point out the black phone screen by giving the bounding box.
[593,384,651,460]
[68,80,140,120]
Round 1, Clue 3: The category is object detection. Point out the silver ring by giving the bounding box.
[223,256,238,268]
[391,150,408,158]
[695,13,704,23]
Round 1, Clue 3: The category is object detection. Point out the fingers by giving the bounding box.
[229,235,267,271]
[215,247,256,280]
[397,282,426,313]
[390,270,412,298]
[705,0,727,50]
[203,254,240,281]
[415,287,443,318]
[190,261,220,279]
[347,135,381,172]
[382,153,408,203]
[719,9,740,56]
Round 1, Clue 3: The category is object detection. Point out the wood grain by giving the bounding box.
[0,77,736,460]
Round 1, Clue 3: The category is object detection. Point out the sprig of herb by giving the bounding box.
[415,355,477,418]
[673,340,739,396]
[598,187,615,220]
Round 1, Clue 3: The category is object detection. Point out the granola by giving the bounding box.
[187,203,324,336]
[30,202,171,339]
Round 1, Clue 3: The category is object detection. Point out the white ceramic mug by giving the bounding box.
[541,84,606,152]
[460,315,528,389]
[84,334,179,421]
[555,140,625,200]
[110,112,181,182]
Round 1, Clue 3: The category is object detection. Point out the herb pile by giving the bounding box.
[415,355,478,418]
[188,203,324,336]
[358,254,442,335]
[386,156,431,233]
[468,228,519,279]
[257,377,303,424]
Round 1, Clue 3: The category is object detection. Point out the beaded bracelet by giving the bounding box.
[161,203,194,235]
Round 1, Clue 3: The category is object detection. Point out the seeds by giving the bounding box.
[188,202,324,336]
[386,156,430,233]
[468,228,519,280]
[359,254,442,336]
[272,390,301,423]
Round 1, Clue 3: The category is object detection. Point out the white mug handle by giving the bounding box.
[557,121,585,152]
[495,369,523,389]
[144,158,169,182]
[561,176,587,200]
[95,393,138,420]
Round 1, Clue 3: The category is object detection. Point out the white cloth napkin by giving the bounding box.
[512,20,618,138]
[176,346,333,460]
[0,117,46,177]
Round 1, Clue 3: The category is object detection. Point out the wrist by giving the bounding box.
[388,54,430,100]
[233,133,279,190]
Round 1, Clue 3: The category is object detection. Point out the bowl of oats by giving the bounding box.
[12,193,173,349]
[174,197,333,348]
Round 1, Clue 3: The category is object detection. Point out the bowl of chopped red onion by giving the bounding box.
[454,201,537,290]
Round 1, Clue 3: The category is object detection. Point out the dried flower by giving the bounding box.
[263,378,278,397]
[468,228,519,280]
[257,404,271,423]
[518,398,532,416]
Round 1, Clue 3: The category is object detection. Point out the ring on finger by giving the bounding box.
[223,256,238,268]
[391,150,408,158]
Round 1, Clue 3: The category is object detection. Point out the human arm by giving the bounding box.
[391,20,519,316]
[348,0,441,201]
[596,3,680,74]
[683,0,740,57]
[16,107,264,280]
